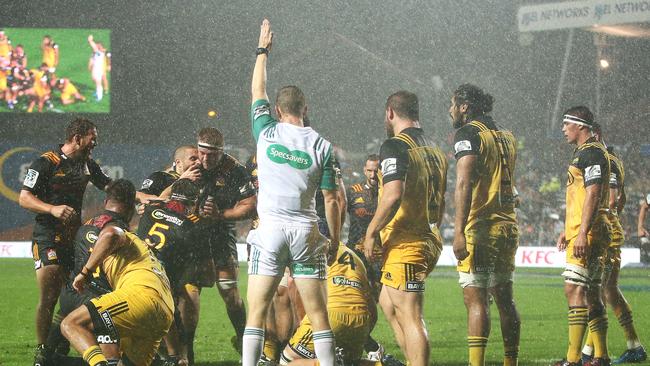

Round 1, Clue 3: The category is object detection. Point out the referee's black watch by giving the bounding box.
[256,47,269,56]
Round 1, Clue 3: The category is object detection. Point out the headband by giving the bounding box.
[198,142,224,150]
[563,114,593,128]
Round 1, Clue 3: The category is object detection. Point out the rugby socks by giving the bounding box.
[313,329,335,366]
[589,310,609,358]
[365,336,381,353]
[615,303,642,349]
[263,337,280,362]
[82,345,107,366]
[242,327,265,366]
[467,336,488,366]
[567,306,588,362]
[96,85,103,101]
[503,344,519,366]
[46,313,67,352]
[582,331,594,356]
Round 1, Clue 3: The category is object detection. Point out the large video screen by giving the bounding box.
[0,28,111,113]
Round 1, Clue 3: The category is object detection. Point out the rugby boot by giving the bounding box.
[613,346,647,364]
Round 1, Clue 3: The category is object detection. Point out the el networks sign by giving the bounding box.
[518,0,650,32]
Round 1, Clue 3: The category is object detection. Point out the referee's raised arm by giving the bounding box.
[251,19,273,103]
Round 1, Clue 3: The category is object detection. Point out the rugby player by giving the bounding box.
[363,90,447,366]
[87,35,109,101]
[56,78,86,105]
[19,118,111,366]
[245,18,340,366]
[0,29,12,59]
[246,154,295,366]
[281,243,375,366]
[41,35,59,73]
[138,178,212,366]
[347,154,385,360]
[639,193,650,239]
[581,126,646,364]
[554,106,611,366]
[11,43,27,69]
[45,190,130,365]
[27,63,51,113]
[450,84,520,366]
[137,145,200,203]
[193,127,257,354]
[60,179,174,366]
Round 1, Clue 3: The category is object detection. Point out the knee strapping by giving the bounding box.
[217,279,238,290]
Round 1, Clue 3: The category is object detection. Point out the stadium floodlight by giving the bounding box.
[599,59,610,69]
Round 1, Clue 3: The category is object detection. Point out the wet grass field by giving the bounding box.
[1,259,649,365]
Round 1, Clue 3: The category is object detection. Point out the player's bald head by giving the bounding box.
[174,145,197,160]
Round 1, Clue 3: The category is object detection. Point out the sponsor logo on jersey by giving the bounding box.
[454,140,472,154]
[584,165,602,181]
[23,169,39,188]
[332,275,361,288]
[141,179,153,190]
[405,281,425,292]
[381,158,397,176]
[266,144,313,170]
[152,209,184,226]
[85,230,99,244]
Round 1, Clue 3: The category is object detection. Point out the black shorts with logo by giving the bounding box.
[32,240,74,272]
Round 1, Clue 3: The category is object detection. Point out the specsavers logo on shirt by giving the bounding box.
[266,144,313,170]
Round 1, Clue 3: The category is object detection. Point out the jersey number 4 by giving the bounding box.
[337,251,356,270]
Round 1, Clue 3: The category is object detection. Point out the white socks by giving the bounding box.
[242,327,265,366]
[313,329,335,366]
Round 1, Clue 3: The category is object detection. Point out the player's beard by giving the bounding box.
[385,119,394,138]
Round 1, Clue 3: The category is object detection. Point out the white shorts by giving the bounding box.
[247,222,327,279]
[92,67,104,81]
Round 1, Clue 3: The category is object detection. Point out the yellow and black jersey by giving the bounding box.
[565,138,610,240]
[42,43,58,67]
[453,116,517,230]
[136,202,208,288]
[607,148,625,246]
[328,246,371,313]
[0,38,11,58]
[346,182,378,246]
[139,170,180,196]
[101,231,174,311]
[378,127,447,246]
[22,147,112,243]
[607,148,624,196]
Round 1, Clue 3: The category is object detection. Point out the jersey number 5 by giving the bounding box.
[148,222,170,250]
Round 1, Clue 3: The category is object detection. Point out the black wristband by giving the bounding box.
[256,47,269,56]
[80,266,92,278]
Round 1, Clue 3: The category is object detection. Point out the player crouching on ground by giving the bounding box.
[61,179,175,366]
[280,241,376,366]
